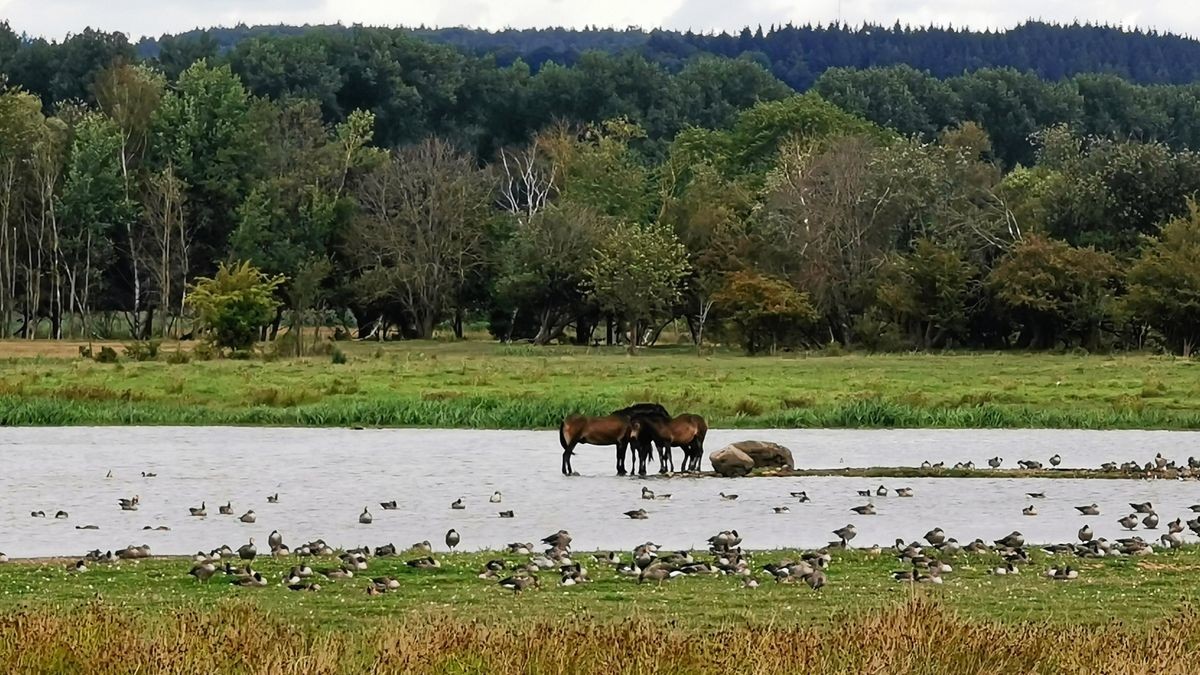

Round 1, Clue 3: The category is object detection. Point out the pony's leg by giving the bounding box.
[638,441,648,476]
[562,443,574,475]
[616,441,627,476]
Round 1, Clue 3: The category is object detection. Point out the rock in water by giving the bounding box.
[728,441,795,470]
[710,445,756,477]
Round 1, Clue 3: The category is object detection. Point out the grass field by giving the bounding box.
[2,547,1199,673]
[1,340,1199,429]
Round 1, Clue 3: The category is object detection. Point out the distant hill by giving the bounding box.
[136,21,1200,89]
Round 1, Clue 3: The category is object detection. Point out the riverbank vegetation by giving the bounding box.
[8,25,1200,358]
[2,547,1200,672]
[2,345,1200,429]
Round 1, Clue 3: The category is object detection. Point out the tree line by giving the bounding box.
[3,28,1200,354]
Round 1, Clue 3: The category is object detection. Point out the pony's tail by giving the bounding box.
[558,419,569,450]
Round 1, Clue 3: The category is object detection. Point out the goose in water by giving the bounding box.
[141,471,157,478]
[1130,502,1154,514]
[30,511,45,518]
[850,504,876,515]
[105,470,113,479]
[719,493,738,501]
[490,491,503,503]
[895,488,913,497]
[1118,514,1139,530]
[1022,505,1038,516]
[189,502,206,517]
[773,506,791,514]
[451,498,466,510]
[498,575,539,593]
[219,502,233,515]
[446,529,460,550]
[359,508,373,525]
[75,524,99,530]
[55,510,68,519]
[239,510,256,523]
[876,485,888,497]
[1075,503,1100,516]
[624,509,649,520]
[267,493,279,504]
[380,501,398,511]
[118,495,139,511]
[856,489,872,497]
[792,491,811,502]
[641,487,655,500]
[498,510,514,518]
[1026,492,1046,499]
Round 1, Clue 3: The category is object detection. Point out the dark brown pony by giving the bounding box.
[559,403,670,476]
[629,414,708,473]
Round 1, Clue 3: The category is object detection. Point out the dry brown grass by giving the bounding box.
[2,598,1198,675]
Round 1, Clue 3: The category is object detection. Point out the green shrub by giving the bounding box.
[191,342,216,361]
[124,340,161,362]
[165,350,191,365]
[94,346,119,363]
[330,346,347,364]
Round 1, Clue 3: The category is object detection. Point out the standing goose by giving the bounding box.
[1075,504,1100,516]
[268,530,283,550]
[359,508,373,525]
[1118,514,1139,530]
[1143,513,1160,529]
[238,538,257,561]
[446,529,460,550]
[490,491,503,503]
[1168,518,1185,534]
[219,502,233,515]
[832,524,857,545]
[189,502,206,517]
[988,457,1003,469]
[239,510,256,523]
[1078,525,1094,542]
[1049,454,1062,467]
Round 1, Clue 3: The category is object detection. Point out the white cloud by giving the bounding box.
[2,0,1200,40]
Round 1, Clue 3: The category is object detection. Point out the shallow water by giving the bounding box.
[2,427,1199,557]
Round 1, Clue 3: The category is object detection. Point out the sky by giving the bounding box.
[2,0,1200,41]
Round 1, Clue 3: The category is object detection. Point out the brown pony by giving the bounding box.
[559,414,633,475]
[629,414,709,473]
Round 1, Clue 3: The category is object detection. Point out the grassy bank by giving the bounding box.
[3,547,1200,673]
[1,341,1199,429]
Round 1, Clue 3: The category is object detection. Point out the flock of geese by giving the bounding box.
[6,451,1200,594]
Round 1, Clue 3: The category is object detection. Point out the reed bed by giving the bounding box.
[0,598,1194,674]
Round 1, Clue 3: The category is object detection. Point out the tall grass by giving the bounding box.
[4,393,1200,430]
[1,598,1196,674]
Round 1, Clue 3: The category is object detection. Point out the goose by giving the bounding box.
[105,470,113,478]
[876,485,888,497]
[219,502,233,515]
[272,545,290,557]
[925,528,946,546]
[624,509,649,520]
[366,584,385,597]
[833,524,857,544]
[284,567,303,585]
[268,530,283,550]
[189,502,206,517]
[321,566,355,580]
[68,560,88,573]
[641,487,655,500]
[406,556,441,569]
[988,457,1002,469]
[1162,532,1184,549]
[118,496,139,511]
[54,510,68,519]
[75,524,99,530]
[1078,525,1094,542]
[773,506,791,514]
[1075,504,1100,516]
[1026,492,1046,499]
[541,530,572,549]
[994,531,1024,548]
[498,575,539,593]
[638,564,682,585]
[743,578,759,589]
[267,493,279,504]
[895,487,913,497]
[238,572,269,587]
[988,563,1019,576]
[1155,453,1168,469]
[850,504,876,515]
[1118,514,1139,530]
[375,544,397,557]
[1130,502,1154,514]
[490,491,503,503]
[792,491,811,502]
[804,569,827,590]
[380,501,398,511]
[446,529,460,550]
[411,541,433,553]
[856,489,872,497]
[451,498,466,510]
[372,576,401,590]
[1101,462,1118,472]
[238,538,257,561]
[655,493,672,500]
[1049,454,1062,467]
[141,471,157,478]
[188,562,217,582]
[920,461,932,469]
[142,525,170,531]
[239,510,256,523]
[719,493,738,501]
[1046,566,1078,580]
[1143,513,1160,529]
[359,508,373,525]
[1022,505,1038,516]
[1168,518,1184,534]
[30,511,45,518]
[1190,505,1200,513]
[288,583,321,592]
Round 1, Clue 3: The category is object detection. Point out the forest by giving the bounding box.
[3,21,1200,355]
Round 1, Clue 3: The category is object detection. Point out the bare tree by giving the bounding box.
[348,138,493,339]
[496,135,558,221]
[142,165,188,337]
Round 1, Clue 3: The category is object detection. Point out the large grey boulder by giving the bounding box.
[731,441,795,470]
[709,445,756,477]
